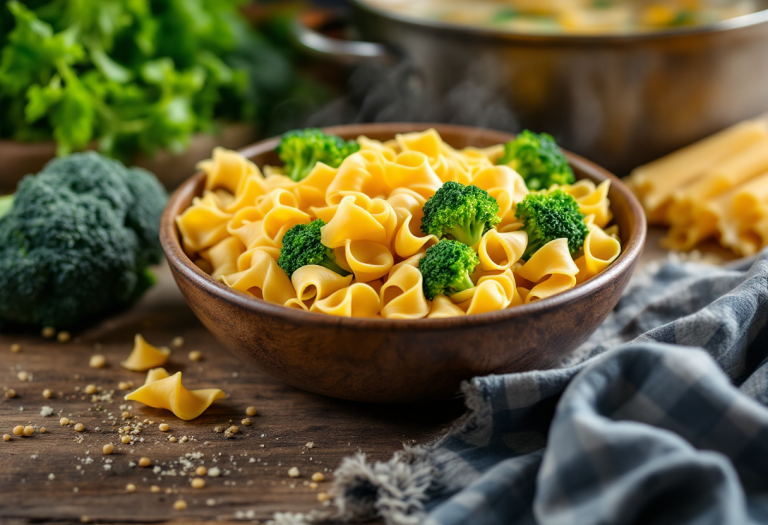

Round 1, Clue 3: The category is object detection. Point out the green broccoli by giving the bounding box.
[278,219,350,278]
[0,194,11,218]
[0,152,167,330]
[277,128,361,182]
[498,130,575,190]
[515,189,589,260]
[421,182,501,247]
[418,239,479,301]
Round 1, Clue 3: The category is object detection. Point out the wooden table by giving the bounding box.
[0,228,733,524]
[0,264,465,524]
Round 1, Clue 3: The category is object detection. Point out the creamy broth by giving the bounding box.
[362,0,762,34]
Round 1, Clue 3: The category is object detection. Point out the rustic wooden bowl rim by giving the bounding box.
[160,123,646,332]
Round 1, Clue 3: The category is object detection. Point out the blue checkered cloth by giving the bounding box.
[273,250,768,525]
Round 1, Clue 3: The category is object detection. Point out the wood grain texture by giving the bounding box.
[0,266,464,524]
[161,123,646,403]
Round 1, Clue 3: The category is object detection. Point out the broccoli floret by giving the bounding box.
[498,130,575,190]
[421,182,501,247]
[0,152,167,330]
[418,239,479,301]
[278,219,350,278]
[277,128,361,182]
[0,195,12,218]
[515,189,588,260]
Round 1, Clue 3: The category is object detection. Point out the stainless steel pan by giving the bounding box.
[295,2,768,175]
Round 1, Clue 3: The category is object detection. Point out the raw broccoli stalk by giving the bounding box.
[515,189,588,260]
[421,181,501,247]
[418,239,479,301]
[498,130,575,190]
[277,128,361,182]
[278,219,350,278]
[0,152,167,330]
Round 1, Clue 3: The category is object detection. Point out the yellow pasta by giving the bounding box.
[179,129,620,319]
[144,367,171,385]
[121,334,171,372]
[125,372,225,421]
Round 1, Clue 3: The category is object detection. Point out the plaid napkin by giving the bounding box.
[273,251,768,525]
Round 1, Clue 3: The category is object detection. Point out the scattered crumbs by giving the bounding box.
[245,406,257,417]
[172,337,185,348]
[103,464,112,471]
[306,442,315,449]
[40,406,54,417]
[206,498,216,507]
[17,371,29,382]
[232,372,238,378]
[89,355,107,369]
[288,467,300,478]
[208,467,221,478]
[48,473,55,481]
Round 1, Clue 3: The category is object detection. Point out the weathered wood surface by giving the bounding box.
[0,265,465,524]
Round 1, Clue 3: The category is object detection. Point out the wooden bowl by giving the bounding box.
[160,123,646,403]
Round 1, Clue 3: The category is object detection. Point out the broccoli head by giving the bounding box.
[278,219,350,278]
[421,182,501,247]
[277,128,361,182]
[418,239,479,301]
[498,130,575,190]
[0,152,167,330]
[515,189,588,260]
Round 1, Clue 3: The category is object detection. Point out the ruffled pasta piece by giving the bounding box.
[472,166,529,221]
[326,152,388,205]
[237,246,281,272]
[358,136,398,162]
[310,283,381,318]
[228,209,272,250]
[224,174,270,213]
[202,237,246,280]
[321,195,396,248]
[389,251,427,280]
[125,372,225,421]
[294,163,338,211]
[383,151,444,197]
[262,206,311,248]
[176,200,233,253]
[454,269,520,315]
[430,154,473,186]
[255,188,300,217]
[396,129,443,162]
[291,265,354,301]
[199,148,259,194]
[121,334,170,372]
[344,240,394,283]
[144,367,171,385]
[477,230,527,271]
[575,226,622,284]
[394,208,438,259]
[515,239,579,303]
[428,295,466,318]
[387,187,427,217]
[561,180,612,228]
[380,264,430,319]
[220,250,296,304]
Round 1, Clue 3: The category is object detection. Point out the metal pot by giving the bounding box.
[295,2,768,175]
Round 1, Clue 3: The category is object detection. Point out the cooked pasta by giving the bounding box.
[125,371,225,421]
[627,116,768,257]
[121,334,171,372]
[177,129,621,318]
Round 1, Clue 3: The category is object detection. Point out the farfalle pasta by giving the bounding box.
[177,129,621,319]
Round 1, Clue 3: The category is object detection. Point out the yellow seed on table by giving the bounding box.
[288,467,300,478]
[311,472,325,482]
[195,466,207,477]
[122,426,131,433]
[125,483,136,493]
[245,406,257,417]
[5,389,16,399]
[84,385,96,395]
[40,427,46,434]
[10,344,21,353]
[2,434,10,442]
[168,436,177,443]
[228,425,239,434]
[57,331,71,343]
[151,485,161,493]
[173,500,187,511]
[74,423,84,432]
[12,426,23,436]
[103,443,114,455]
[89,355,106,369]
[60,417,69,426]
[241,418,252,427]
[118,381,133,391]
[139,457,151,468]
[158,423,170,432]
[317,492,329,503]
[42,327,56,339]
[17,371,29,381]
[172,337,185,348]
[309,482,318,490]
[121,435,131,444]
[191,478,205,489]
[42,389,52,399]
[188,350,203,362]
[122,411,131,419]
[23,426,34,436]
